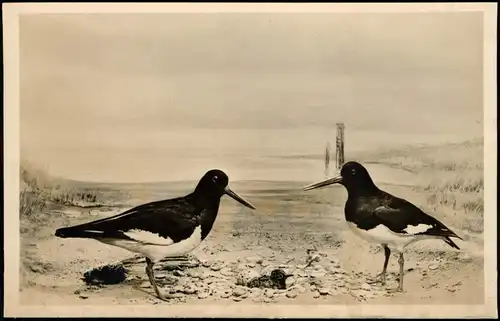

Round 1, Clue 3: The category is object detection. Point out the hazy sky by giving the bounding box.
[19,13,484,182]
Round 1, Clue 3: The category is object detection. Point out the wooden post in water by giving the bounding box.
[324,142,331,178]
[336,123,345,170]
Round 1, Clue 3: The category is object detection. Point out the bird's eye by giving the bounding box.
[351,169,356,175]
[212,175,218,183]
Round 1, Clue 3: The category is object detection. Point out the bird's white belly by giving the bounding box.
[98,226,203,263]
[347,222,426,252]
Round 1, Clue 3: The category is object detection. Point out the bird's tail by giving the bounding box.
[55,225,104,239]
[443,236,461,250]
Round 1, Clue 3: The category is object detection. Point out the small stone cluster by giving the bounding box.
[77,251,396,303]
[136,251,389,303]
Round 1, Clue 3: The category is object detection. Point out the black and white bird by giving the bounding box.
[302,161,462,292]
[55,169,256,301]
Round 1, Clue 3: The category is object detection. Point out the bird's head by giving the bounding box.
[302,161,377,194]
[270,269,294,281]
[195,169,256,210]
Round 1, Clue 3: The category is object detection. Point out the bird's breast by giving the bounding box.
[100,225,203,263]
[346,222,424,252]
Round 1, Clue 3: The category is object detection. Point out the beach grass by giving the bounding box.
[19,160,106,219]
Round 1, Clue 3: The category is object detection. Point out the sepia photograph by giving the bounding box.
[3,2,497,318]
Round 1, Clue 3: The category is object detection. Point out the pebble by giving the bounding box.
[197,291,210,299]
[261,261,270,267]
[263,297,273,303]
[220,268,234,276]
[319,287,330,295]
[201,260,212,268]
[246,263,256,268]
[233,296,244,302]
[74,289,81,295]
[182,286,197,294]
[140,281,151,288]
[265,289,275,298]
[171,292,184,298]
[428,263,439,270]
[310,285,317,291]
[361,283,372,291]
[286,277,296,287]
[286,290,298,298]
[188,270,201,278]
[232,287,247,297]
[297,285,306,294]
[210,263,224,271]
[313,291,321,298]
[329,288,341,296]
[249,288,263,297]
[237,270,260,283]
[310,271,326,278]
[79,294,89,299]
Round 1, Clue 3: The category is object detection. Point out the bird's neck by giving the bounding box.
[345,183,380,198]
[187,193,221,240]
[189,190,222,210]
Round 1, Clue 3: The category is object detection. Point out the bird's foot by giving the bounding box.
[386,286,404,294]
[153,288,174,302]
[366,272,387,285]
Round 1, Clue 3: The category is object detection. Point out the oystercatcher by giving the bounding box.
[55,169,256,301]
[302,161,462,292]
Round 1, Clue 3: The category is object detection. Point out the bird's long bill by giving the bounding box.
[302,175,343,191]
[224,187,256,210]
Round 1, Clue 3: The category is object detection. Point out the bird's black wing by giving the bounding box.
[56,195,202,244]
[371,192,462,239]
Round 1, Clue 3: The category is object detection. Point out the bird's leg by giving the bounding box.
[145,258,171,301]
[397,252,405,291]
[380,245,391,285]
[387,252,405,293]
[368,244,390,285]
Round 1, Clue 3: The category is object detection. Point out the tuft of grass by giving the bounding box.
[19,190,47,218]
[20,160,106,211]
